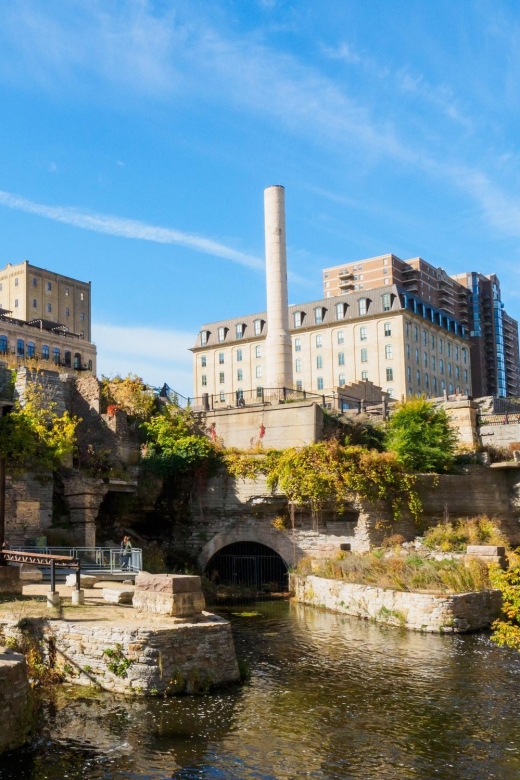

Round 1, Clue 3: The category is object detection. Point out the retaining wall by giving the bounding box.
[0,648,33,754]
[290,574,502,633]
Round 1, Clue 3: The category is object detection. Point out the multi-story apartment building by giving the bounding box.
[324,255,520,398]
[0,260,96,372]
[193,284,471,403]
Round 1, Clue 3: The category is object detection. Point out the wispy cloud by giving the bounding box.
[321,43,361,64]
[93,322,193,396]
[0,189,263,270]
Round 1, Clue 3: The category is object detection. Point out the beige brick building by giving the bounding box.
[0,260,96,372]
[193,284,471,403]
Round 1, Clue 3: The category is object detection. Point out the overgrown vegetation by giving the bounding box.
[423,516,509,552]
[385,397,458,473]
[100,374,156,420]
[490,554,520,651]
[297,551,491,593]
[0,381,78,472]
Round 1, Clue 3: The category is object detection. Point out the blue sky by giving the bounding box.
[1,0,520,395]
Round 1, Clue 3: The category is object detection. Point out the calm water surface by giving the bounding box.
[1,600,520,780]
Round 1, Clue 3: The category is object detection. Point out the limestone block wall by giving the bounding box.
[480,423,520,449]
[4,470,53,546]
[290,575,502,633]
[0,360,12,401]
[0,648,33,754]
[203,401,324,450]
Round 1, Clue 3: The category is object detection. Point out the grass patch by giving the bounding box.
[423,516,508,552]
[297,552,492,593]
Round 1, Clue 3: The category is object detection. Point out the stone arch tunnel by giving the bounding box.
[204,540,289,592]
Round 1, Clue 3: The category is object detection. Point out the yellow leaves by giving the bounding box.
[100,374,156,420]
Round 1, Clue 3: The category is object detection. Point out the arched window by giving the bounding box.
[42,345,49,360]
[0,335,7,354]
[27,341,35,357]
[17,339,24,357]
[53,347,60,365]
[74,352,81,369]
[64,351,72,367]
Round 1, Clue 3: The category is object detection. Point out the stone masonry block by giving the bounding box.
[132,590,206,617]
[466,545,506,557]
[134,572,203,594]
[103,587,134,604]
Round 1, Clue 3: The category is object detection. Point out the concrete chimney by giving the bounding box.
[264,185,293,389]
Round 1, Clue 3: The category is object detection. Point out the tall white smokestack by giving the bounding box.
[264,185,293,389]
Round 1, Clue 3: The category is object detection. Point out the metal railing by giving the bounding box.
[14,546,143,573]
[479,413,520,427]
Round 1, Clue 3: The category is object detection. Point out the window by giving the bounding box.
[33,299,37,308]
[447,342,452,357]
[360,326,367,341]
[315,335,322,349]
[294,312,302,328]
[415,348,419,363]
[79,312,85,322]
[462,348,467,364]
[237,369,243,381]
[27,341,35,357]
[201,356,207,367]
[202,375,207,386]
[386,368,393,382]
[47,282,52,292]
[383,268,388,275]
[33,278,37,287]
[406,321,410,337]
[219,352,224,364]
[201,331,208,346]
[80,292,84,301]
[455,346,459,361]
[407,366,412,382]
[384,322,391,337]
[456,366,460,380]
[449,383,454,395]
[236,323,244,339]
[464,369,468,382]
[220,391,226,402]
[358,298,367,316]
[65,308,70,317]
[317,377,324,390]
[316,356,323,369]
[424,352,428,367]
[405,344,410,360]
[295,338,301,352]
[439,338,444,354]
[425,373,429,388]
[256,387,263,399]
[423,330,427,346]
[336,302,345,319]
[218,327,225,343]
[14,278,18,287]
[448,363,452,377]
[0,335,8,353]
[338,352,345,366]
[295,358,302,373]
[416,370,421,386]
[16,338,24,356]
[384,278,389,285]
[382,293,391,312]
[47,303,52,313]
[254,319,262,335]
[383,257,388,265]
[337,330,344,345]
[361,370,368,380]
[441,379,446,391]
[414,326,419,342]
[440,359,444,374]
[237,349,242,362]
[14,299,18,308]
[65,287,69,296]
[431,335,436,349]
[339,373,345,385]
[219,372,225,384]
[255,345,261,358]
[314,307,323,324]
[431,356,436,371]
[296,380,303,391]
[388,388,394,398]
[53,347,60,364]
[385,345,392,359]
[64,351,71,367]
[433,377,438,394]
[42,345,49,360]
[361,348,368,363]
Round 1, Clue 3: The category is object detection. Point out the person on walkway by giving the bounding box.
[121,536,132,571]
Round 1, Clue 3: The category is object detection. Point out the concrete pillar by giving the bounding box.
[47,592,61,609]
[71,589,85,605]
[264,185,293,389]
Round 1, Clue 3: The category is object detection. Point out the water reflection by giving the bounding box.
[1,600,520,779]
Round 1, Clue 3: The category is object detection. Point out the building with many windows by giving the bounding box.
[193,284,472,402]
[0,260,96,372]
[324,255,520,398]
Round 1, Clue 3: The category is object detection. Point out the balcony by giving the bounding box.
[338,270,354,280]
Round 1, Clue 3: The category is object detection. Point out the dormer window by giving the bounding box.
[253,319,263,336]
[335,302,346,320]
[293,311,304,328]
[382,293,391,312]
[314,307,325,325]
[218,327,226,343]
[200,331,209,346]
[236,323,245,339]
[358,298,367,316]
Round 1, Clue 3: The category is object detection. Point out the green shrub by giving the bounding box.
[423,516,509,552]
[490,556,520,650]
[386,397,458,473]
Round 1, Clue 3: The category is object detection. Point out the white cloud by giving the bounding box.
[93,322,194,397]
[321,43,361,64]
[0,189,264,270]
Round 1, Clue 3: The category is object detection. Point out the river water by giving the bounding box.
[1,600,520,780]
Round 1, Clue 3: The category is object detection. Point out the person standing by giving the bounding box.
[121,536,132,571]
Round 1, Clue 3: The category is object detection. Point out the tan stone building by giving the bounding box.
[193,284,471,403]
[0,260,96,372]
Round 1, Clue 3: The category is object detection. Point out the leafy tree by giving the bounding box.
[385,397,458,473]
[0,383,78,472]
[100,374,156,420]
[490,558,520,651]
[142,407,220,476]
